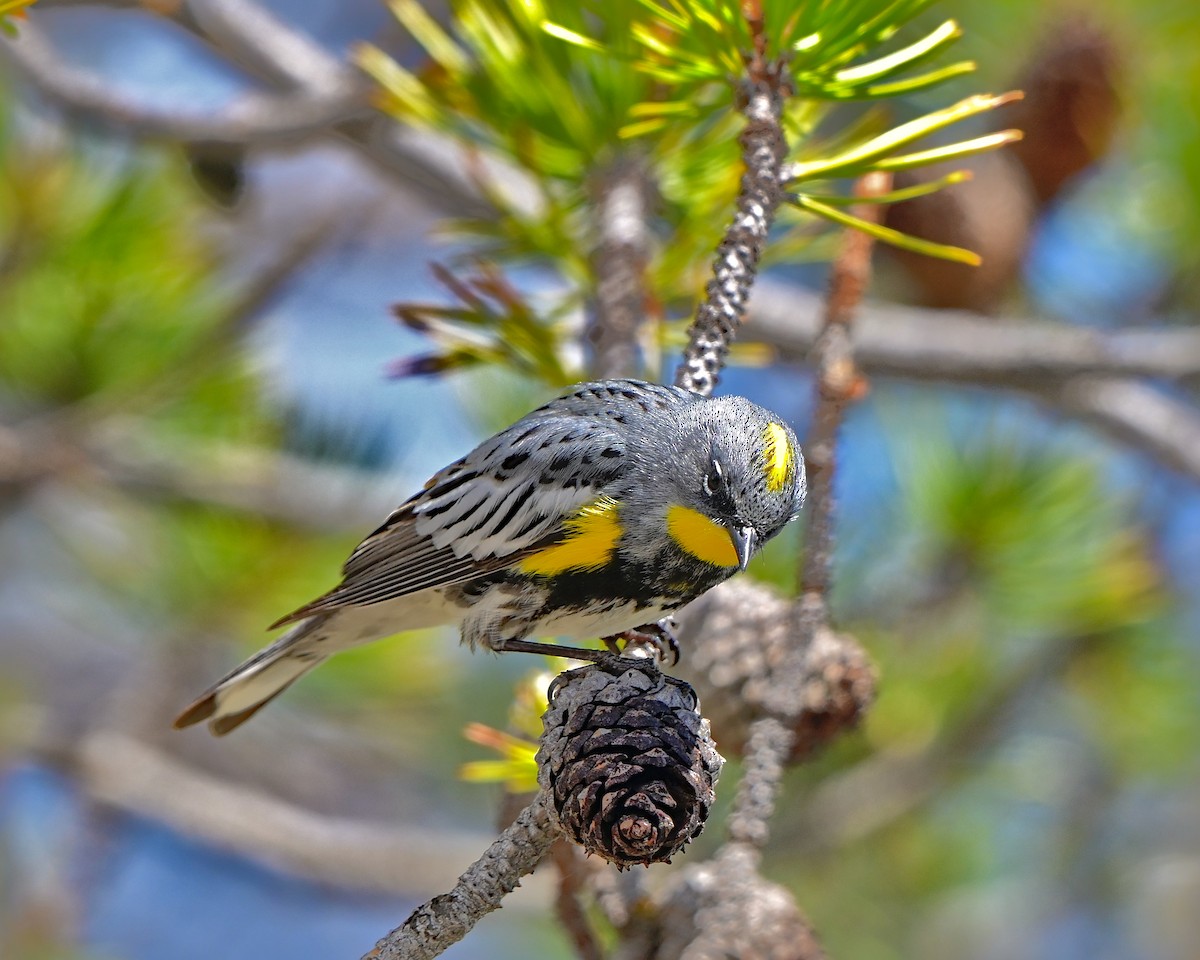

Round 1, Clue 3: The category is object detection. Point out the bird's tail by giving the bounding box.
[173,617,330,736]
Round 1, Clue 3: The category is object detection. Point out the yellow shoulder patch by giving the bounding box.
[762,422,794,492]
[518,496,622,577]
[666,504,737,568]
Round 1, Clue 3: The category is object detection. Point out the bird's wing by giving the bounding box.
[271,408,629,626]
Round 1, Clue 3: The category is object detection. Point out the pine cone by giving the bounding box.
[635,846,826,960]
[537,662,723,868]
[674,579,876,762]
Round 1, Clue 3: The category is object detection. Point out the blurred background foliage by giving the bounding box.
[0,1,1198,960]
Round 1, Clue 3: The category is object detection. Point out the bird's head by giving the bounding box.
[666,397,807,571]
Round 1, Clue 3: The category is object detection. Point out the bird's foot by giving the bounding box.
[606,618,680,666]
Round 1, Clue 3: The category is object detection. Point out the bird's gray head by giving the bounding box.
[665,396,807,571]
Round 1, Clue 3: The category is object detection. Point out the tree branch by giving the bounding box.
[166,0,533,221]
[9,0,510,219]
[723,173,890,851]
[1054,376,1200,479]
[58,727,506,897]
[174,0,349,91]
[675,68,790,397]
[364,793,559,960]
[748,280,1200,387]
[547,841,605,960]
[0,20,368,146]
[587,154,652,380]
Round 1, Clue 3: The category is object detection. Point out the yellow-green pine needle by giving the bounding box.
[628,100,697,117]
[387,0,471,75]
[792,193,982,265]
[835,19,961,84]
[541,20,606,52]
[355,45,442,124]
[801,169,972,206]
[788,91,1022,181]
[459,759,539,791]
[854,62,977,98]
[620,117,672,138]
[871,130,1024,172]
[633,0,691,30]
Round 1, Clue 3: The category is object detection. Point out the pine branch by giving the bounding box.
[674,67,790,396]
[724,715,795,848]
[364,794,559,960]
[6,0,506,219]
[175,0,349,90]
[798,172,891,610]
[721,172,891,851]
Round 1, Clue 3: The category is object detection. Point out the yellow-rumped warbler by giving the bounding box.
[175,379,806,735]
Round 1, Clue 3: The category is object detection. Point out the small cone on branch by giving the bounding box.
[637,846,826,960]
[537,661,723,869]
[674,579,876,762]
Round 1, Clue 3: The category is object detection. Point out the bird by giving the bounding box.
[174,379,806,735]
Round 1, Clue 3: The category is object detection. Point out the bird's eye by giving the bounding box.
[702,458,724,499]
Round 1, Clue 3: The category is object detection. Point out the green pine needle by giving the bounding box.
[791,193,983,265]
[870,130,1024,172]
[788,92,1023,182]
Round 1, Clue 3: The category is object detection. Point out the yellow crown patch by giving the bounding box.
[762,422,794,492]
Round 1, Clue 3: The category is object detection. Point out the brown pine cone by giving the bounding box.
[537,661,723,868]
[674,579,876,762]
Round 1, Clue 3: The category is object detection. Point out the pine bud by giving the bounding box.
[537,662,723,868]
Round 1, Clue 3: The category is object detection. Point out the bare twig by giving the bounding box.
[724,716,794,848]
[0,413,399,531]
[674,65,791,396]
[798,174,888,606]
[364,793,559,960]
[169,0,532,221]
[12,0,508,219]
[86,429,401,532]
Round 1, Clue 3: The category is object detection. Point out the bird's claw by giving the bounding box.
[609,618,680,666]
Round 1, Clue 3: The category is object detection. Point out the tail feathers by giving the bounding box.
[174,620,328,736]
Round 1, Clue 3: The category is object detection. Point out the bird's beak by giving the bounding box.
[730,525,757,572]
